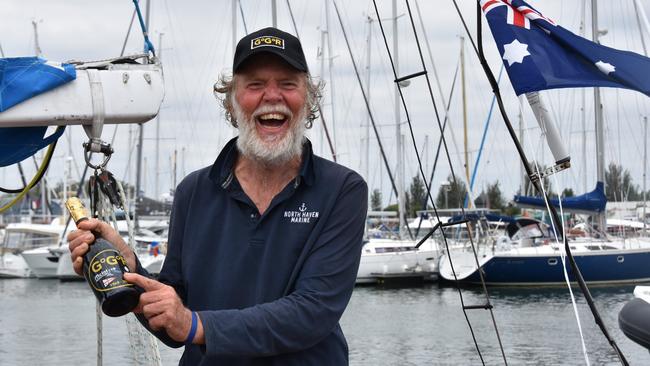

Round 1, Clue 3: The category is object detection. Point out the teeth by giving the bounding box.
[259,113,285,120]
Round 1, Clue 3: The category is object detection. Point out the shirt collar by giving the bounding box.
[209,137,316,188]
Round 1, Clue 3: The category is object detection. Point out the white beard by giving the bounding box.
[233,97,306,166]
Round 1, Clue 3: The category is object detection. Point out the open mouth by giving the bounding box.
[256,112,288,128]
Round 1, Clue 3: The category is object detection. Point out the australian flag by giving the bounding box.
[481,0,650,97]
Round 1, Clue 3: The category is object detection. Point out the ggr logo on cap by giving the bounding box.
[251,36,285,50]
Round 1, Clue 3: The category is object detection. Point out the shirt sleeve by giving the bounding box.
[198,172,368,357]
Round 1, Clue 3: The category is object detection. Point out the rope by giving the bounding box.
[461,0,629,363]
[331,0,414,240]
[131,0,156,56]
[116,179,162,366]
[370,0,509,363]
[0,127,63,213]
[285,0,337,162]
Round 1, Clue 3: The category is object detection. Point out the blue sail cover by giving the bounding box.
[0,57,75,166]
[514,182,607,214]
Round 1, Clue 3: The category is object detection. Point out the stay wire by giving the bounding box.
[371,1,508,364]
[331,0,413,241]
[416,61,459,238]
[463,0,630,364]
[286,0,337,162]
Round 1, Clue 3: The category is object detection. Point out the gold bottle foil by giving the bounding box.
[65,197,89,224]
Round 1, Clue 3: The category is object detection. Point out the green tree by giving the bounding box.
[436,175,467,209]
[486,181,505,210]
[406,175,427,216]
[605,162,640,201]
[561,188,575,197]
[474,181,504,210]
[370,189,382,211]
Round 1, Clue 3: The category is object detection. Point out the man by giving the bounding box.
[68,27,368,365]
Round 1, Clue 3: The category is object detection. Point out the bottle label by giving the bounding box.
[86,249,133,292]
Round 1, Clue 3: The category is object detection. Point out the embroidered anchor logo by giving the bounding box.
[299,203,307,212]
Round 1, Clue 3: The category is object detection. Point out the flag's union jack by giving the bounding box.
[481,0,554,29]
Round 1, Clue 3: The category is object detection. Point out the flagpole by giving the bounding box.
[592,0,607,234]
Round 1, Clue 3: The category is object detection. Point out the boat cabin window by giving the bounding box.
[375,246,416,253]
[512,223,551,241]
[3,231,57,250]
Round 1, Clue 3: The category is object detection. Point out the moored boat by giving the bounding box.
[439,218,650,285]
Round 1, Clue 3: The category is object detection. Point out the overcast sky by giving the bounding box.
[1,0,650,208]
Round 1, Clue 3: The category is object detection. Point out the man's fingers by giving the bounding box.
[123,273,164,291]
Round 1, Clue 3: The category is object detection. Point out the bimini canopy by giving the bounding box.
[513,181,606,215]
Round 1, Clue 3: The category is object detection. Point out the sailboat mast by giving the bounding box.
[232,0,237,52]
[324,0,337,152]
[319,28,326,156]
[135,0,152,229]
[518,96,525,194]
[365,16,373,188]
[580,0,588,192]
[33,20,48,222]
[393,0,405,238]
[461,36,470,207]
[155,33,163,200]
[592,0,606,232]
[643,117,648,235]
[272,0,277,27]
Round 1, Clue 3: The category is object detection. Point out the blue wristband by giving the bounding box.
[185,311,198,345]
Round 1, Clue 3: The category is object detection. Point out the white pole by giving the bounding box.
[155,33,163,199]
[365,16,373,186]
[272,0,277,27]
[643,117,648,234]
[592,0,607,232]
[393,0,405,238]
[232,0,238,53]
[324,0,336,152]
[525,92,570,164]
[580,0,588,192]
[634,0,650,45]
[319,28,326,156]
[518,96,526,194]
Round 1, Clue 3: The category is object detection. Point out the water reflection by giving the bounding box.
[0,279,648,365]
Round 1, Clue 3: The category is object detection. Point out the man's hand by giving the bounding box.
[124,273,204,344]
[67,218,135,276]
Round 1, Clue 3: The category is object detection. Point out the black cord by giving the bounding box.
[285,0,337,161]
[331,0,414,240]
[467,1,629,364]
[371,1,514,363]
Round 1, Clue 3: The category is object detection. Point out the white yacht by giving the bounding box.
[356,237,439,284]
[0,222,65,278]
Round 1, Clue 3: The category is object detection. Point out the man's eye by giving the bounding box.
[247,82,263,89]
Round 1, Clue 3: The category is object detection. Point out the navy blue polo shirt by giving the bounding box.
[142,137,367,365]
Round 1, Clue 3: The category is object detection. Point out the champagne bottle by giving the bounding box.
[65,197,140,317]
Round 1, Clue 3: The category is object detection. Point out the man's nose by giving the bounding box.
[262,83,282,103]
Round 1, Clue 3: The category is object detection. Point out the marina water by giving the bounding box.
[1,279,649,365]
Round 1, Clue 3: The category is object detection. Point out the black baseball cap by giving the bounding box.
[233,27,308,73]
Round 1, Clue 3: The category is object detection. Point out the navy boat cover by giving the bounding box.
[0,57,75,166]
